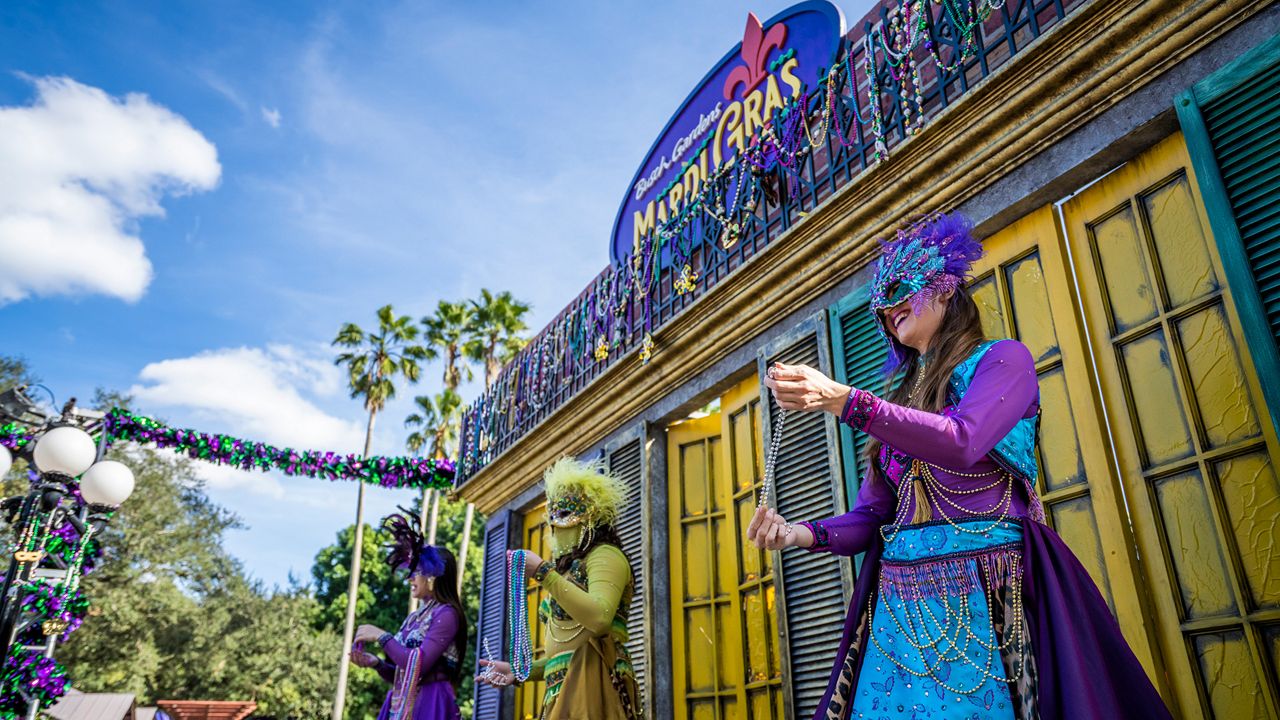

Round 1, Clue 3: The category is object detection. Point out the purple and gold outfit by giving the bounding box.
[373,603,463,720]
[370,514,464,720]
[801,214,1170,720]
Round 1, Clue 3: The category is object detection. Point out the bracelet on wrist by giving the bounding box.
[839,387,858,423]
[532,560,552,583]
[842,388,877,431]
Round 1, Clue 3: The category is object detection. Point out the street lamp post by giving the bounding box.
[0,387,134,717]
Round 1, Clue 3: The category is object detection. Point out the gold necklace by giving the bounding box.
[907,362,927,406]
[547,617,587,642]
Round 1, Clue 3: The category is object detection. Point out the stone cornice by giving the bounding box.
[458,0,1269,514]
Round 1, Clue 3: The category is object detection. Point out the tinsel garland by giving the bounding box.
[104,409,455,490]
[0,517,103,713]
[0,647,68,717]
[0,412,457,492]
[19,581,90,642]
[0,424,31,453]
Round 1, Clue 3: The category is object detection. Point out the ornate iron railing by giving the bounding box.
[456,0,1085,484]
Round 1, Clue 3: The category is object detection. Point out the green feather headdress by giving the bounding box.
[543,456,626,529]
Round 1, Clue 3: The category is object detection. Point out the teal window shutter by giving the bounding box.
[827,289,889,506]
[1177,31,1280,436]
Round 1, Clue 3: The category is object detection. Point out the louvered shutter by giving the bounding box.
[829,298,889,501]
[768,335,847,719]
[473,510,512,720]
[607,438,647,713]
[1177,33,1280,438]
[1201,63,1280,343]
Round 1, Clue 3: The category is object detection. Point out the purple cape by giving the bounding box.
[813,518,1173,720]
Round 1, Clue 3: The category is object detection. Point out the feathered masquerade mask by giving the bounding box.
[382,509,446,578]
[869,212,984,372]
[543,457,626,530]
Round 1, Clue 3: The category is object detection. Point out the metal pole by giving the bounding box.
[0,492,38,655]
[23,619,59,720]
[457,502,475,595]
[426,490,441,545]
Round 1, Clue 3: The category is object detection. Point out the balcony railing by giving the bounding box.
[456,0,1085,484]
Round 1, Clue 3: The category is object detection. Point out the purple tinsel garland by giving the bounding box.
[1,411,456,491]
[0,648,69,714]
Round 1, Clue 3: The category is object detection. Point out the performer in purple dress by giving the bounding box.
[751,213,1172,720]
[352,511,467,720]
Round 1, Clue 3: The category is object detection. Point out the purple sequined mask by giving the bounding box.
[869,212,984,372]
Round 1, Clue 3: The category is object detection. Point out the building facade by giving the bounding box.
[457,1,1280,718]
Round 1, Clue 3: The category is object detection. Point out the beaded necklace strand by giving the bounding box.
[757,408,788,509]
[477,637,507,686]
[506,550,535,683]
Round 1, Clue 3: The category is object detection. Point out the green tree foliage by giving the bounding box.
[0,355,37,391]
[404,390,462,459]
[0,355,38,496]
[311,497,485,720]
[53,441,341,716]
[421,300,479,392]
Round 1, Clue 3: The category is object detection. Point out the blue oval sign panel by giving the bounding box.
[609,1,844,264]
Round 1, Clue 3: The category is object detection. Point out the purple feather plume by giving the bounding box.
[382,509,424,572]
[872,212,985,375]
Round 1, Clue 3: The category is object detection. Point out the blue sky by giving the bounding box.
[0,0,871,587]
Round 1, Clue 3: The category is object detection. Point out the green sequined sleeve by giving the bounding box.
[538,545,630,634]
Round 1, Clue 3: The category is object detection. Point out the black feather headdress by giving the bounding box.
[382,507,445,578]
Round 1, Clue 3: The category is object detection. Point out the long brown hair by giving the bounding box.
[427,547,469,684]
[862,287,986,521]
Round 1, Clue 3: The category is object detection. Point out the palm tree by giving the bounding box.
[454,289,532,595]
[330,304,427,720]
[419,302,476,607]
[469,288,531,388]
[421,300,478,392]
[403,389,462,610]
[405,390,462,460]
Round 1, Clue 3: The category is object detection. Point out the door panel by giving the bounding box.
[1062,131,1280,718]
[669,376,782,720]
[967,207,1155,660]
[513,506,552,720]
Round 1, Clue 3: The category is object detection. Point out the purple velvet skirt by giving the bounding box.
[377,679,460,720]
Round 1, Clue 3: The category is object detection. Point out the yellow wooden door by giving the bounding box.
[968,206,1164,676]
[1062,131,1280,719]
[669,376,782,720]
[514,505,552,720]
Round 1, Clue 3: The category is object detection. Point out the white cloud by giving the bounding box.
[129,345,365,497]
[196,463,287,500]
[261,106,282,128]
[0,76,220,304]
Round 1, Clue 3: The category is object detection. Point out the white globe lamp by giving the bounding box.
[80,460,135,506]
[33,426,97,477]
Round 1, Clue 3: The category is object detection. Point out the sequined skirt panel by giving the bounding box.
[849,518,1039,720]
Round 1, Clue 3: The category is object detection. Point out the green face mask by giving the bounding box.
[549,524,583,559]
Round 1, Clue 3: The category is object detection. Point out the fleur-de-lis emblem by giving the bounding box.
[723,12,788,100]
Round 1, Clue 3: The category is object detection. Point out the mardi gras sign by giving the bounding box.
[609,1,844,263]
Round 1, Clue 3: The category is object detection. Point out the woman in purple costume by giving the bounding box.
[750,213,1172,720]
[352,511,468,720]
